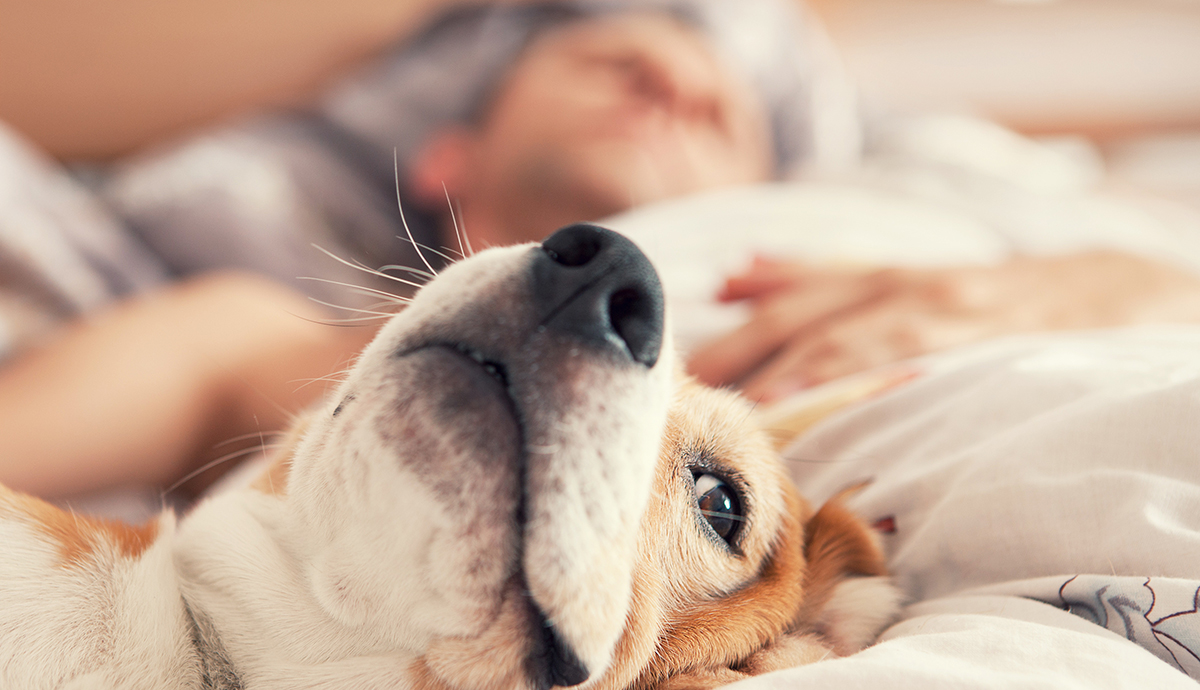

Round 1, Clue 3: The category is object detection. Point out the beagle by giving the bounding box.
[0,225,899,690]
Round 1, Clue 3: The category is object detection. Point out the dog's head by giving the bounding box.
[266,225,894,689]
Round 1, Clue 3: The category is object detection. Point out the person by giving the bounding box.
[5,0,1200,501]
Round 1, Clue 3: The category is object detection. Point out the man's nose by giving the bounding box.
[628,52,725,128]
[532,223,664,368]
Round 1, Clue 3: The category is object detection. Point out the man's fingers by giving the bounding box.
[688,279,882,386]
[740,307,996,402]
[717,273,797,302]
[740,333,885,402]
[716,258,877,302]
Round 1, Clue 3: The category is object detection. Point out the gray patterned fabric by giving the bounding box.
[0,124,166,360]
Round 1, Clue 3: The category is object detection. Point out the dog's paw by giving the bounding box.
[736,631,836,675]
[653,665,751,690]
[654,633,836,690]
[816,575,903,654]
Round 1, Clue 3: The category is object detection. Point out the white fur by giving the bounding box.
[0,514,197,690]
[819,577,905,654]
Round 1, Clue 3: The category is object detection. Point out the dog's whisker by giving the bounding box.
[306,297,398,318]
[311,244,428,291]
[287,313,390,330]
[699,509,747,523]
[374,263,436,281]
[307,314,393,325]
[455,198,475,256]
[395,237,459,264]
[214,431,286,448]
[781,456,842,464]
[296,276,411,304]
[290,371,353,392]
[445,181,467,264]
[354,257,434,284]
[291,361,358,391]
[161,444,284,496]
[395,148,438,277]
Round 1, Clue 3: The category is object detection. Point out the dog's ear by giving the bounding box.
[793,494,901,655]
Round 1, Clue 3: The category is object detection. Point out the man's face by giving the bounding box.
[454,12,774,246]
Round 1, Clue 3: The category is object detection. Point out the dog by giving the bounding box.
[0,224,900,690]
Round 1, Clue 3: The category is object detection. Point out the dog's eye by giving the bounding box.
[694,473,742,543]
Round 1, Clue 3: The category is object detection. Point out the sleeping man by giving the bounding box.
[100,0,1200,394]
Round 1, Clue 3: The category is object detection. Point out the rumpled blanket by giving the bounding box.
[0,126,165,360]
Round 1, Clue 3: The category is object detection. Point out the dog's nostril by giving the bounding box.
[608,287,658,367]
[542,223,604,267]
[534,224,665,368]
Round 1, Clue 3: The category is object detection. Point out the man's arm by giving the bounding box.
[0,0,468,159]
[0,273,375,499]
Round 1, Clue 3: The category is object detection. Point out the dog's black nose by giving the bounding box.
[534,224,664,367]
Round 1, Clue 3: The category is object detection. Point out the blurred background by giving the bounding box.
[2,0,1199,161]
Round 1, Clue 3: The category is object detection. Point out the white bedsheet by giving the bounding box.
[749,328,1200,687]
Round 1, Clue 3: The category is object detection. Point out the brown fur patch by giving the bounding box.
[250,414,312,496]
[0,485,159,567]
[794,495,888,630]
[415,583,537,690]
[630,489,807,689]
[406,658,454,690]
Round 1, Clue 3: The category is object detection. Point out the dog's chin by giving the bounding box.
[398,344,520,443]
[376,347,602,690]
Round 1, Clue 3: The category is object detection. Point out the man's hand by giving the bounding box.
[688,252,1200,401]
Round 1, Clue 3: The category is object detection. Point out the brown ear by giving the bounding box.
[794,493,901,654]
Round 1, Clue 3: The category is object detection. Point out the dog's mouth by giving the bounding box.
[396,341,518,425]
[401,342,592,686]
[447,342,511,390]
[437,344,592,688]
[530,603,591,689]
